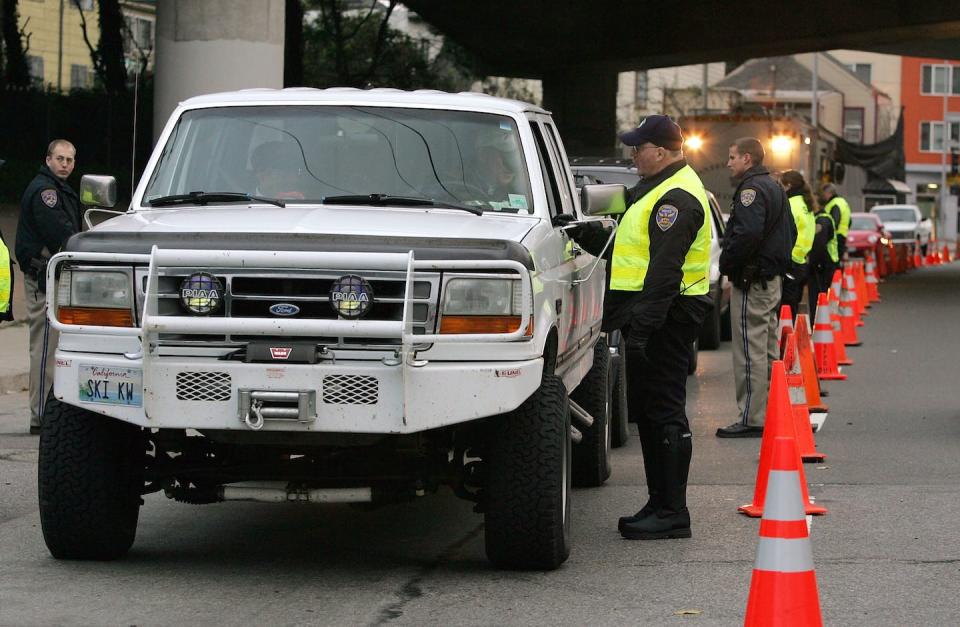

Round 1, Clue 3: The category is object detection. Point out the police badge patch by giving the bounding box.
[740,189,757,207]
[40,189,58,207]
[656,205,679,231]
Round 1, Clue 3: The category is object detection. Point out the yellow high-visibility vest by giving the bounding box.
[825,196,851,237]
[0,237,10,315]
[789,195,815,264]
[610,165,711,295]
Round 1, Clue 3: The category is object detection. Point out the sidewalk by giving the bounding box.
[0,322,29,393]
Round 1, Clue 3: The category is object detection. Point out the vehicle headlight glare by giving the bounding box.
[868,235,878,244]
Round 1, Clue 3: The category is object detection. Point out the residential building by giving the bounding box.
[16,0,155,91]
[616,63,727,130]
[900,57,960,238]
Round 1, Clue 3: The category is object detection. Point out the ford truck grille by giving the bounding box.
[136,269,440,349]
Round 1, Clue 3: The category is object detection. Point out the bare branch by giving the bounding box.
[361,0,397,82]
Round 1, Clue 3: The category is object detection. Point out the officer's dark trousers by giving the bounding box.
[781,261,809,321]
[807,262,835,324]
[625,303,702,514]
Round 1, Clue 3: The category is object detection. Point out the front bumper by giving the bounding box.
[54,351,543,433]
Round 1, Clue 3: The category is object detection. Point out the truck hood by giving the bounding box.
[92,205,539,242]
[875,220,916,231]
[70,205,542,269]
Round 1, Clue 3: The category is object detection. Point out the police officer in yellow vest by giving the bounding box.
[779,170,816,320]
[808,199,839,324]
[820,183,851,261]
[594,115,712,540]
[0,229,13,323]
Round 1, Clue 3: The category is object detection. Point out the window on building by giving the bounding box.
[635,71,648,109]
[26,55,44,86]
[124,16,155,55]
[70,64,90,89]
[921,64,960,95]
[843,107,864,143]
[846,63,872,84]
[920,121,960,152]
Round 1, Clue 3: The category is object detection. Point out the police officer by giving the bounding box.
[779,170,816,320]
[821,183,851,261]
[15,139,82,434]
[716,138,795,438]
[808,198,839,324]
[0,228,12,323]
[572,115,711,540]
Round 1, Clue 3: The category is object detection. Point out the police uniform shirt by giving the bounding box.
[602,160,711,337]
[15,165,82,272]
[719,165,795,281]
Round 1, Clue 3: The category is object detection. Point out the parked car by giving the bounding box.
[570,160,731,352]
[846,212,892,258]
[869,204,932,253]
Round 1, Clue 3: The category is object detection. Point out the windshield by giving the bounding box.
[850,216,878,230]
[871,208,916,223]
[143,105,534,213]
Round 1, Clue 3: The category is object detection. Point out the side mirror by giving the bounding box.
[581,183,626,216]
[80,174,117,208]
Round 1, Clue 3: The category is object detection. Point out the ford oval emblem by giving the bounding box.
[269,303,300,316]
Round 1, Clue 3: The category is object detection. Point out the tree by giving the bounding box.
[76,0,128,93]
[1,0,32,88]
[301,0,477,91]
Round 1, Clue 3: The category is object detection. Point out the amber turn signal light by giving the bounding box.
[58,307,134,327]
[439,315,532,336]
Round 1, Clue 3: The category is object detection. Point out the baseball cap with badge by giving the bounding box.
[619,115,684,151]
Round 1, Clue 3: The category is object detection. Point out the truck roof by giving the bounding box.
[180,87,549,116]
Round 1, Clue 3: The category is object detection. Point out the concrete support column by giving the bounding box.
[542,64,619,157]
[153,0,286,140]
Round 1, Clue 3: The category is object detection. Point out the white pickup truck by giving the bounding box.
[869,204,933,253]
[39,88,622,570]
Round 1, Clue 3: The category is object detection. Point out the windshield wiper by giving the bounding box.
[146,191,286,208]
[322,194,483,216]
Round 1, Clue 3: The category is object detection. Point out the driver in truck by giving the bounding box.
[251,139,306,200]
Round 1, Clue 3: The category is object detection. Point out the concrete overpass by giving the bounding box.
[404,0,960,154]
[154,1,960,153]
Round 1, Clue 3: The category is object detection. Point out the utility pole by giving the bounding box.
[811,53,819,181]
[940,60,949,240]
[701,63,708,114]
[57,0,65,91]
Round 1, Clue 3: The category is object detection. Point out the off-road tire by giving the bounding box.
[571,338,612,486]
[698,287,722,350]
[38,395,145,560]
[610,334,630,449]
[484,374,571,570]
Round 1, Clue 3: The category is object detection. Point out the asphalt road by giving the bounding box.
[1,263,959,626]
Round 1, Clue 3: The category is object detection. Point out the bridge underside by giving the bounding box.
[406,0,960,154]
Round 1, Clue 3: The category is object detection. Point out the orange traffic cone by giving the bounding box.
[865,255,880,303]
[913,241,923,268]
[876,246,889,278]
[778,305,794,353]
[739,361,828,517]
[829,288,854,365]
[813,292,846,381]
[839,272,862,346]
[944,243,952,263]
[854,260,869,313]
[744,436,824,627]
[784,332,826,463]
[795,314,828,413]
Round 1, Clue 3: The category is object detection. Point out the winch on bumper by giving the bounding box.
[47,247,539,433]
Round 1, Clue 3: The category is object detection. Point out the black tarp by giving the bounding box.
[834,108,905,181]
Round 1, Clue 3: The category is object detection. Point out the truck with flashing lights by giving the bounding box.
[38,88,625,570]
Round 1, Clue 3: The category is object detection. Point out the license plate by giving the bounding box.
[78,365,143,407]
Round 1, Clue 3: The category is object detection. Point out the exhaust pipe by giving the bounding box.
[568,399,594,430]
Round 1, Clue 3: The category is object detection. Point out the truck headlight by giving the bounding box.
[56,269,135,327]
[439,277,532,335]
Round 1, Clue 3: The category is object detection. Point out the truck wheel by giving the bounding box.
[698,287,722,350]
[484,374,571,570]
[38,395,145,560]
[611,334,630,449]
[571,337,612,486]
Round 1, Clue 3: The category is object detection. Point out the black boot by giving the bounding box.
[617,424,662,532]
[621,426,692,540]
